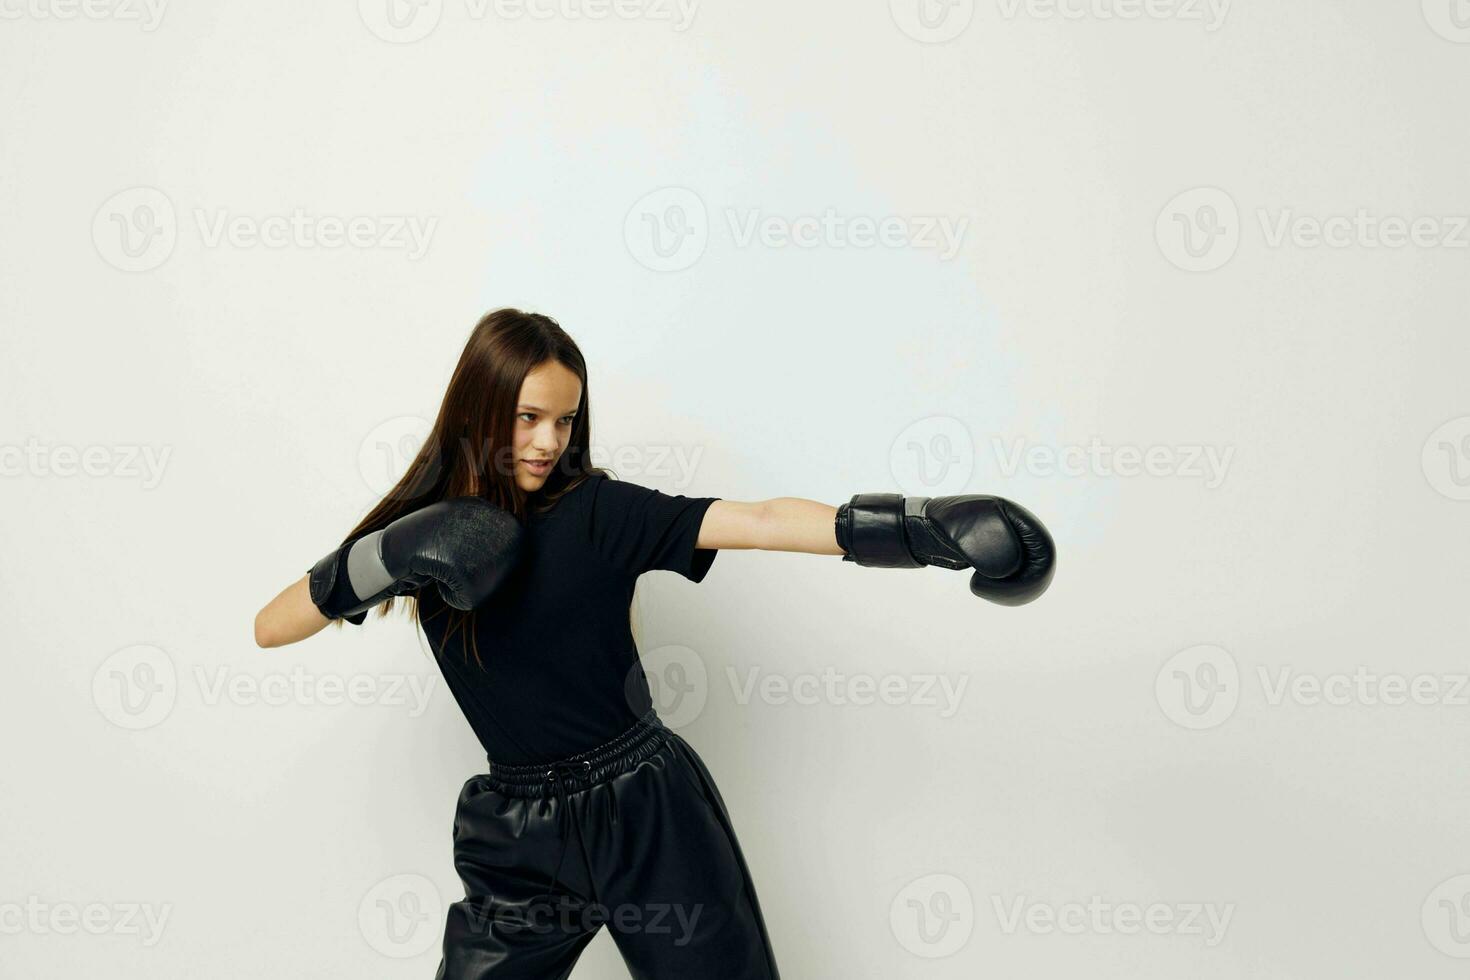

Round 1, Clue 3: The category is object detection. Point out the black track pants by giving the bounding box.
[434,712,782,979]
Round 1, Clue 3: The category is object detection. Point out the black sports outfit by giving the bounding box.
[416,474,782,978]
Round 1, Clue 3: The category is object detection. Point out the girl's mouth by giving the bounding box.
[522,458,553,474]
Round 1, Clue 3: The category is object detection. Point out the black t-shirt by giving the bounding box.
[416,473,721,765]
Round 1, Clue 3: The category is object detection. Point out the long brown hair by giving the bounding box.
[331,308,608,664]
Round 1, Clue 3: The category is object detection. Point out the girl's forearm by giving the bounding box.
[758,497,844,555]
[255,574,331,648]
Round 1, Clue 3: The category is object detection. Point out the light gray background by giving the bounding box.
[2,0,1468,976]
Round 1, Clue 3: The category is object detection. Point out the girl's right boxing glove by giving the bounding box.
[309,496,525,624]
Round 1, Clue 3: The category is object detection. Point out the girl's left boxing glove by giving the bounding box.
[309,496,526,624]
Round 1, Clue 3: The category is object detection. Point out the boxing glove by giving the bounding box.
[309,496,525,624]
[834,493,1055,606]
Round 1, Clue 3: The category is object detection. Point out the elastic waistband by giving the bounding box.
[483,710,673,798]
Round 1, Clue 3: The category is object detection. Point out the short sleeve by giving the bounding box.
[584,475,721,582]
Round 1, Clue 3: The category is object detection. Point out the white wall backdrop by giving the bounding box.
[2,1,1468,977]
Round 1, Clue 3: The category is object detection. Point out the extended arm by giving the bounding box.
[696,499,844,555]
[697,493,1056,606]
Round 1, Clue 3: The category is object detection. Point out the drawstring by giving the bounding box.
[487,710,667,912]
[537,759,600,910]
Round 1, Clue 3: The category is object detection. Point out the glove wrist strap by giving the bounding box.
[308,545,369,625]
[840,493,924,569]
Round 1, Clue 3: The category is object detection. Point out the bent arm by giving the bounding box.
[696,498,843,555]
[254,574,331,648]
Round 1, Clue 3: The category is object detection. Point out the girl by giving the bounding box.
[253,308,1054,978]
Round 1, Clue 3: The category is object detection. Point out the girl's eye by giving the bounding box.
[559,417,574,426]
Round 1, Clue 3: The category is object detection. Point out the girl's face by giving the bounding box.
[512,359,582,492]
